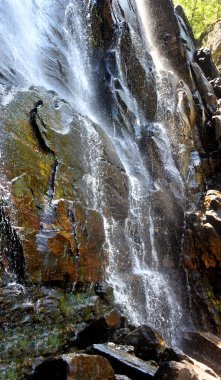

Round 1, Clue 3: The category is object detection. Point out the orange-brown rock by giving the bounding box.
[0,88,122,285]
[63,353,115,380]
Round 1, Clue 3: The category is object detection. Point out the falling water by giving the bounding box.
[0,0,188,343]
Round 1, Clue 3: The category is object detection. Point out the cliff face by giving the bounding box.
[0,0,221,377]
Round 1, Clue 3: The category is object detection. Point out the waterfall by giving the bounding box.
[0,0,188,343]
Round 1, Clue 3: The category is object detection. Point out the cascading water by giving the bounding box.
[0,0,190,345]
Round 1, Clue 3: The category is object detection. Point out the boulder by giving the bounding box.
[32,358,68,380]
[32,354,115,380]
[182,331,221,376]
[63,353,115,380]
[92,343,157,379]
[120,325,166,361]
[154,359,219,380]
[75,309,122,348]
[112,326,191,365]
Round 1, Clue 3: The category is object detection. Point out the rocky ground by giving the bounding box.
[27,308,221,380]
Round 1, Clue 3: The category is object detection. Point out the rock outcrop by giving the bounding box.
[0,86,129,285]
[0,0,221,378]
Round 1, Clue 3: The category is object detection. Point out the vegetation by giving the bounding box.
[173,0,221,41]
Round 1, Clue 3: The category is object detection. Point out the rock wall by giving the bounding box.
[0,1,221,377]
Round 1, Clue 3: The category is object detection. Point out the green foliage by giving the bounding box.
[173,0,221,40]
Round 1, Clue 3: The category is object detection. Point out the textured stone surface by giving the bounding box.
[154,359,219,380]
[0,87,129,285]
[63,353,115,380]
[92,343,157,379]
[32,354,116,380]
[205,21,221,71]
[184,190,221,332]
[120,325,166,361]
[194,48,219,80]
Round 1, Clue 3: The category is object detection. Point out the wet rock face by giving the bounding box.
[117,25,157,122]
[0,206,25,282]
[93,0,158,124]
[0,86,129,284]
[145,0,190,82]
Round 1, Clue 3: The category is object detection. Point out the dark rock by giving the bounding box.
[0,206,25,283]
[112,328,131,344]
[121,325,166,361]
[191,62,217,114]
[210,78,221,99]
[75,310,122,348]
[159,347,192,364]
[195,48,219,80]
[92,343,157,380]
[32,358,68,380]
[118,24,157,122]
[32,354,115,380]
[175,5,196,46]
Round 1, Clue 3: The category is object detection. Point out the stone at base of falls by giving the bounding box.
[112,325,166,361]
[154,359,219,380]
[74,309,122,349]
[92,343,157,380]
[31,358,68,380]
[182,332,221,376]
[32,354,115,380]
[63,354,115,380]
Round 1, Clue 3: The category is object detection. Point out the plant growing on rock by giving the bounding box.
[173,0,221,43]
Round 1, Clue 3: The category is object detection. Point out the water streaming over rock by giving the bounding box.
[0,0,199,348]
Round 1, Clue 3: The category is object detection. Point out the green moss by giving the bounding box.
[4,367,17,380]
[207,288,214,298]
